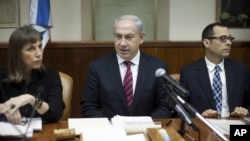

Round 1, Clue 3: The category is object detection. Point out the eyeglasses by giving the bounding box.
[206,35,235,42]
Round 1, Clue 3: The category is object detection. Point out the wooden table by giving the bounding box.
[0,117,233,141]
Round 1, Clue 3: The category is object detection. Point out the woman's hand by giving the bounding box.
[0,94,34,124]
[5,109,23,124]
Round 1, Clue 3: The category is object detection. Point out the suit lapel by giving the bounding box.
[131,54,148,111]
[108,53,128,109]
[197,59,217,109]
[224,59,234,110]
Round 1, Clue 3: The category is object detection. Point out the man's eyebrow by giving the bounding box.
[114,33,134,36]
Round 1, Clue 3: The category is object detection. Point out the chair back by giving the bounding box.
[59,71,73,120]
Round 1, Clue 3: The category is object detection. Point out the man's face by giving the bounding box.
[113,19,145,61]
[204,26,233,60]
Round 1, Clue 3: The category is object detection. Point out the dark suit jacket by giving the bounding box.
[81,51,171,118]
[180,58,250,114]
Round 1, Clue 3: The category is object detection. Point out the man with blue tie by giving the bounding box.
[81,15,171,118]
[180,23,250,118]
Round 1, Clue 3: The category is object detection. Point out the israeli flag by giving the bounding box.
[29,0,52,49]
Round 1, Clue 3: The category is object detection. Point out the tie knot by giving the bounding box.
[124,61,132,68]
[214,65,221,72]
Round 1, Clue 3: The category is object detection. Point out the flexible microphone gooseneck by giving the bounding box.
[159,74,200,133]
[155,68,229,141]
[22,86,44,140]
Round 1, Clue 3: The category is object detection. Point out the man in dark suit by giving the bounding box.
[81,15,171,118]
[180,23,250,118]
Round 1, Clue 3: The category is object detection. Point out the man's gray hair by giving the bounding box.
[113,15,143,34]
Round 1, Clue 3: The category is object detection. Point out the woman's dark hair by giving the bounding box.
[6,25,45,83]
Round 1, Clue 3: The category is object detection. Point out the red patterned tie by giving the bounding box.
[123,61,133,109]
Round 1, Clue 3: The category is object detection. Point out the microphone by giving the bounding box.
[155,68,189,98]
[155,68,199,132]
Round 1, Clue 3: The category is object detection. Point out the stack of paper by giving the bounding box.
[111,115,154,125]
[69,118,130,141]
[81,125,128,141]
[111,115,161,134]
[68,117,157,141]
[68,118,111,135]
[0,118,42,138]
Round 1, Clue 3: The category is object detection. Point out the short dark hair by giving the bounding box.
[201,23,228,47]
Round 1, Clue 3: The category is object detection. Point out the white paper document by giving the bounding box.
[206,118,245,135]
[111,115,161,133]
[68,118,111,135]
[68,117,153,141]
[81,125,128,141]
[0,117,42,138]
[111,115,154,125]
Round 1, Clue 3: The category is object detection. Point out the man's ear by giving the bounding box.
[139,32,145,44]
[203,39,210,48]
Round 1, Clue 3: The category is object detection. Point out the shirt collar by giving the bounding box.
[117,50,140,65]
[205,57,224,73]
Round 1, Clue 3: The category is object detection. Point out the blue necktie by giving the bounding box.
[212,65,222,113]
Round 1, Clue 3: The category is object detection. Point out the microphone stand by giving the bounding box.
[176,104,191,136]
[162,82,199,138]
[157,69,229,141]
[176,96,229,141]
[22,105,37,141]
[22,86,44,141]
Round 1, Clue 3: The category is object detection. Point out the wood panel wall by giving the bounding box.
[0,41,249,118]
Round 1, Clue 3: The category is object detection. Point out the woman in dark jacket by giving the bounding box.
[0,25,64,124]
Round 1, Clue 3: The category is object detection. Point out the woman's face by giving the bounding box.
[21,40,43,71]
